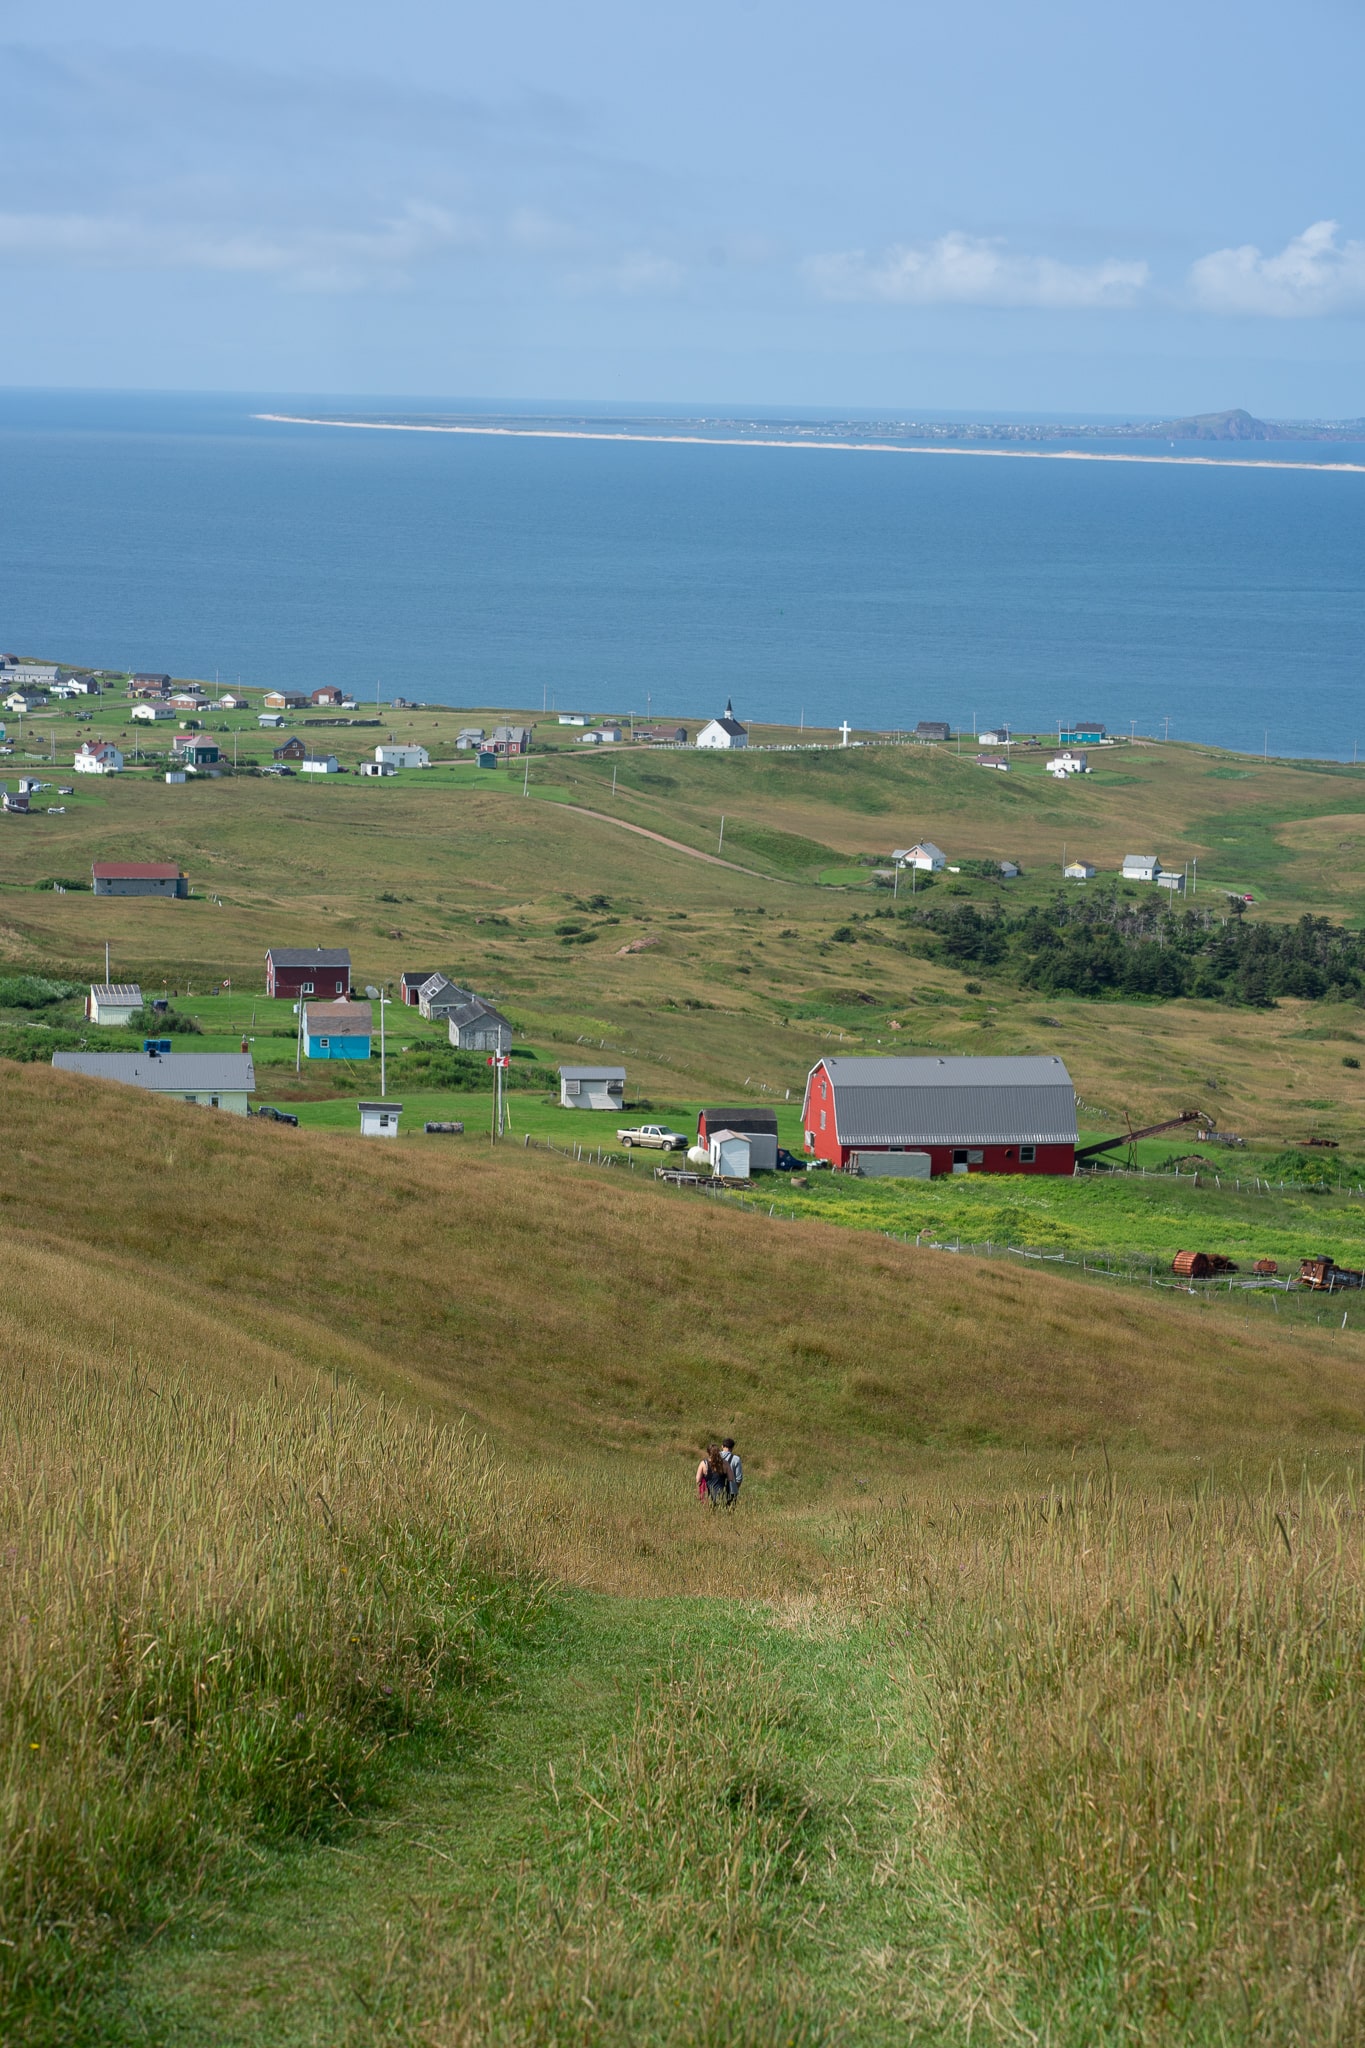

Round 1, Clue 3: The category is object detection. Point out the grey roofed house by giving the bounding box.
[815,1055,1076,1148]
[915,720,952,741]
[52,1050,255,1113]
[400,969,439,1002]
[417,973,471,1020]
[445,996,512,1053]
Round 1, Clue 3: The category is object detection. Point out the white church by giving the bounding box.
[695,700,748,750]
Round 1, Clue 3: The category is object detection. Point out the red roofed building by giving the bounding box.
[91,860,188,898]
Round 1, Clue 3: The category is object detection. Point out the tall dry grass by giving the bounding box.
[0,1245,539,2039]
[829,1465,1365,2043]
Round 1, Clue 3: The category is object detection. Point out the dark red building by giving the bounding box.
[802,1054,1077,1177]
[265,947,351,1000]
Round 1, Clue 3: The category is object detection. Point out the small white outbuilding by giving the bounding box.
[358,1100,403,1137]
[708,1129,751,1179]
[86,984,143,1027]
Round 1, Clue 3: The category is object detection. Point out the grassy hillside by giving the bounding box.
[9,1063,1365,1466]
[8,1067,1365,2040]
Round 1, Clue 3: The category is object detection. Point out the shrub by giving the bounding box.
[127,1005,201,1036]
[0,977,81,1010]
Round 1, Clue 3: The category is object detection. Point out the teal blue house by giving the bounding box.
[304,998,372,1060]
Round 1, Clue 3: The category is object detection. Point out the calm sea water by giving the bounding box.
[1,389,1362,757]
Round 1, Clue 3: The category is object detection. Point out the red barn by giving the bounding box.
[802,1055,1076,1177]
[265,947,351,1000]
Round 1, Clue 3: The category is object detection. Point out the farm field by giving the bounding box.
[9,692,1365,2039]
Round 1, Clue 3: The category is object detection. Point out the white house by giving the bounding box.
[215,694,245,709]
[558,1064,626,1110]
[455,728,485,750]
[695,700,748,750]
[131,703,175,723]
[598,724,624,743]
[558,713,587,726]
[708,1129,751,1179]
[300,755,340,775]
[1122,854,1162,883]
[86,983,143,1027]
[358,1100,403,1137]
[1064,859,1096,880]
[577,729,604,744]
[360,759,395,777]
[73,741,123,775]
[1047,751,1089,777]
[975,755,1009,772]
[375,744,429,769]
[894,842,947,872]
[979,727,1011,746]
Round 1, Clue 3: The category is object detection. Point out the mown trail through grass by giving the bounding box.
[110,1589,995,2048]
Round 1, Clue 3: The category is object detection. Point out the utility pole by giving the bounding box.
[104,940,110,984]
[612,762,617,797]
[718,814,725,854]
[365,984,389,1093]
[296,998,303,1074]
[523,752,530,796]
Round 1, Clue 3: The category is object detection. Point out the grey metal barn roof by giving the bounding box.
[817,1055,1076,1147]
[53,1052,256,1093]
[558,1065,626,1081]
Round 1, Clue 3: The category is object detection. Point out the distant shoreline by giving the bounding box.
[257,413,1365,474]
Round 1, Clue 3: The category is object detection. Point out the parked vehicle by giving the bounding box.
[252,1105,299,1125]
[775,1147,803,1171]
[616,1123,688,1150]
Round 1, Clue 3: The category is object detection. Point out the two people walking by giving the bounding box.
[696,1437,742,1508]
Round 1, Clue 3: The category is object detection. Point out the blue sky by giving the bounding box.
[3,0,1364,412]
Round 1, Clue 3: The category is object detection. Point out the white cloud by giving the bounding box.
[805,231,1149,309]
[0,201,475,290]
[1188,220,1365,317]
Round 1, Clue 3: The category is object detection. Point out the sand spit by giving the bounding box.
[256,414,1365,474]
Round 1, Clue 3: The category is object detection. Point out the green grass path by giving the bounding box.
[107,1592,1002,2047]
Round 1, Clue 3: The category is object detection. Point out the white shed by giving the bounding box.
[358,1100,403,1137]
[300,755,340,775]
[86,984,143,1027]
[1122,854,1161,883]
[375,745,429,769]
[708,1129,751,1178]
[559,1065,626,1110]
[1064,859,1096,880]
[360,759,395,776]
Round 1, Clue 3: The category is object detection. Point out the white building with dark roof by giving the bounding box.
[695,701,748,749]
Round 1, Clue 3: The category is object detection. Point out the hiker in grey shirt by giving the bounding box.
[720,1438,742,1507]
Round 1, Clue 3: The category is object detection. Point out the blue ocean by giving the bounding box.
[1,389,1362,757]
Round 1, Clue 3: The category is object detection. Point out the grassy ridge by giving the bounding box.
[9,1063,1365,1462]
[7,1068,1365,2036]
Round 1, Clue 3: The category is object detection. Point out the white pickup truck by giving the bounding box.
[616,1123,688,1151]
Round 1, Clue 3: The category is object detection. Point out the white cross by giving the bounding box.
[839,720,852,746]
